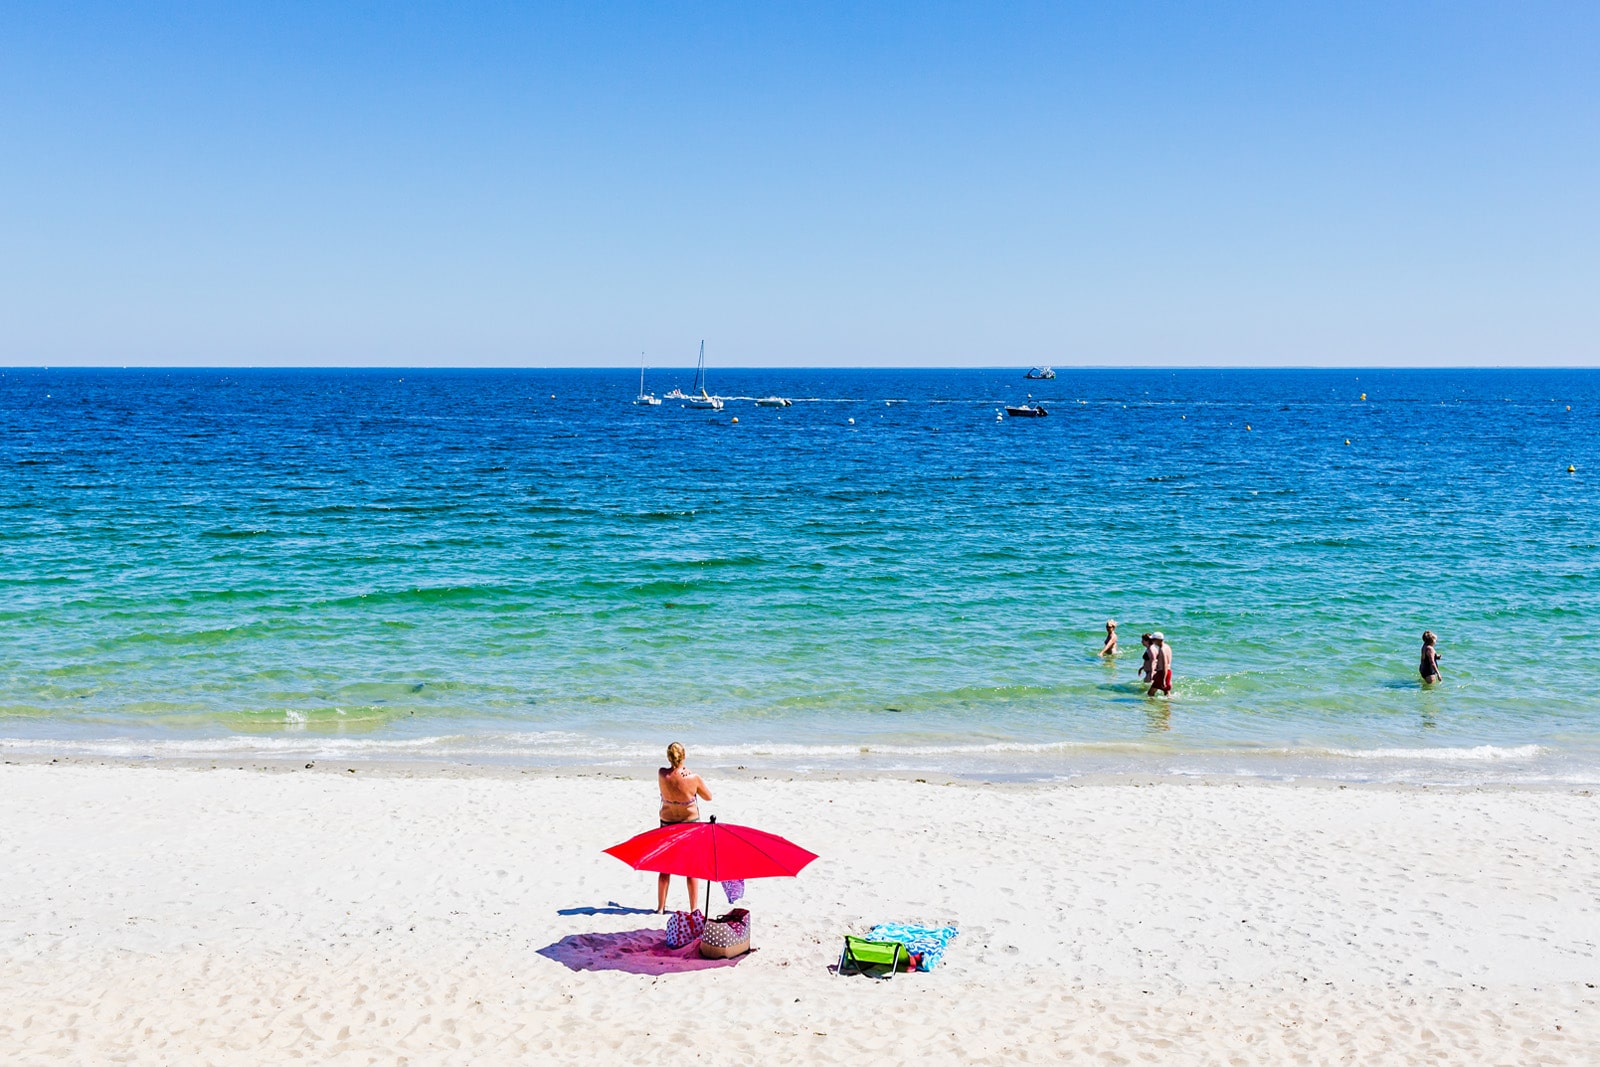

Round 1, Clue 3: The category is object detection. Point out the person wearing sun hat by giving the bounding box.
[1146,632,1172,696]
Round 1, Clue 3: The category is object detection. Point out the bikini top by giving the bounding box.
[661,769,699,805]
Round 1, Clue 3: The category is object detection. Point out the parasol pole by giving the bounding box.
[705,815,718,917]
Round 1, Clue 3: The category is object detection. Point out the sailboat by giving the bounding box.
[634,354,661,405]
[684,340,724,410]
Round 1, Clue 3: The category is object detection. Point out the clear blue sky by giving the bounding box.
[2,2,1595,367]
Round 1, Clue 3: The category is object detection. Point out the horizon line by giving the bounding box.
[3,364,1598,372]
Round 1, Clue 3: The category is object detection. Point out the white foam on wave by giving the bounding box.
[0,733,1143,765]
[689,739,1141,759]
[1322,744,1544,762]
[0,731,603,762]
[1,734,1579,786]
[0,734,1550,763]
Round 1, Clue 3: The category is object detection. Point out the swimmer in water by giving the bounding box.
[1146,632,1172,697]
[1099,620,1118,657]
[1419,631,1442,684]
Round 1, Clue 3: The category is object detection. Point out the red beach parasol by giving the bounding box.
[604,816,818,882]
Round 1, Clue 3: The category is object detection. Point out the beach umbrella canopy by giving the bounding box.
[604,816,818,882]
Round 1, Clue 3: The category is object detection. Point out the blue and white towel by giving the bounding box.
[866,922,959,971]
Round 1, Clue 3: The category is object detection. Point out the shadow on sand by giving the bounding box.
[556,901,658,917]
[537,928,748,974]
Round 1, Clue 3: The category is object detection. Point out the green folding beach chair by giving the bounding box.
[836,935,906,979]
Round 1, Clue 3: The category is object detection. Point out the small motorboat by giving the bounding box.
[1024,366,1056,380]
[1004,404,1048,417]
[754,396,793,407]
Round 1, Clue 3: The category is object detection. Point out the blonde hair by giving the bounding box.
[666,742,686,769]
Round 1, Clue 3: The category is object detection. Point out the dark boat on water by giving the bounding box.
[1004,404,1048,417]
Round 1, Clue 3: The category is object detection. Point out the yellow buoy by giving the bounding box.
[1571,465,1578,473]
[1246,424,1252,431]
[731,417,739,424]
[1568,406,1572,411]
[1360,393,1367,401]
[1345,439,1351,445]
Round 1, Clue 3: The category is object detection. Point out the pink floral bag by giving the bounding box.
[665,909,706,949]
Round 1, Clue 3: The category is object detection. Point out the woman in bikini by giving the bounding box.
[657,741,713,914]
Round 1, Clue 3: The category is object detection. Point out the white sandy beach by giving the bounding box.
[1,760,1596,1064]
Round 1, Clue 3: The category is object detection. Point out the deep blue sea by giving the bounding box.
[2,367,1596,782]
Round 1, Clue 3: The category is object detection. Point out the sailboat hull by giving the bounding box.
[685,340,722,409]
[635,358,659,405]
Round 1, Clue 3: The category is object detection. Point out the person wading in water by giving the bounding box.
[1419,631,1442,685]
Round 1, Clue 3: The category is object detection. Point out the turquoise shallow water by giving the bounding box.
[2,367,1596,781]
